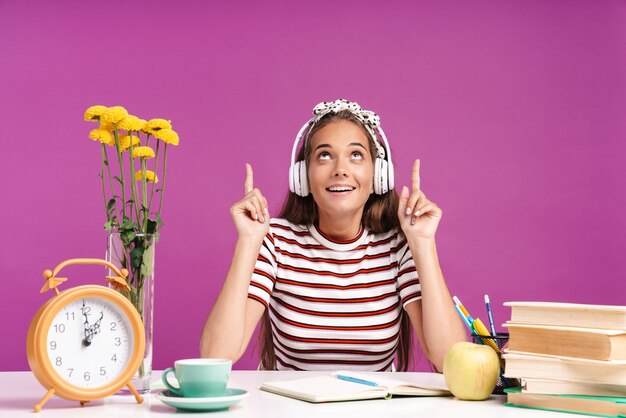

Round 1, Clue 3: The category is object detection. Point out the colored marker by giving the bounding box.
[453,296,469,316]
[452,296,474,333]
[454,304,473,332]
[484,294,497,336]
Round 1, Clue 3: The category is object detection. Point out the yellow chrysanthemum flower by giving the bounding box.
[119,134,141,151]
[100,106,129,125]
[89,128,115,146]
[132,146,155,159]
[118,115,146,132]
[84,105,108,122]
[154,128,180,146]
[146,118,172,131]
[99,121,115,131]
[135,170,159,183]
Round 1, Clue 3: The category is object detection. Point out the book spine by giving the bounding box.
[503,355,626,386]
[507,327,616,361]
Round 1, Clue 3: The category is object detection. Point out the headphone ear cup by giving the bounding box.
[289,164,296,194]
[293,161,302,196]
[380,159,389,194]
[374,157,382,195]
[387,160,394,192]
[299,161,309,196]
[374,157,393,195]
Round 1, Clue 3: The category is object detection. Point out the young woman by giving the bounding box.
[201,99,465,372]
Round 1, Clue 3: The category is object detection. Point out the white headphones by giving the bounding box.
[288,101,394,197]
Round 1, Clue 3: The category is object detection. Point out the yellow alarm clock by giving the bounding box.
[27,258,145,412]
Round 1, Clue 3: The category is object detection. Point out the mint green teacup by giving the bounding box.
[161,358,232,398]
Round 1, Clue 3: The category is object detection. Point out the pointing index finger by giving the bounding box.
[411,159,421,191]
[244,163,254,194]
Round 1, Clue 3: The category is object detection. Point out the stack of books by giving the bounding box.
[502,301,626,417]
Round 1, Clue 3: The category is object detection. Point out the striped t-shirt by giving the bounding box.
[247,218,421,371]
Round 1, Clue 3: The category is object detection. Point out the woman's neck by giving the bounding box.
[316,210,364,241]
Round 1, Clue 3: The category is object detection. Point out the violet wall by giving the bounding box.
[1,0,625,371]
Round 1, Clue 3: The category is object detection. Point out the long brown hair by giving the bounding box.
[259,110,414,371]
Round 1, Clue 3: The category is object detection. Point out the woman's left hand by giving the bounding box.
[397,159,442,240]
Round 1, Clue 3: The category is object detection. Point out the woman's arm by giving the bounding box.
[404,238,466,372]
[200,238,266,361]
[200,164,270,361]
[397,159,466,372]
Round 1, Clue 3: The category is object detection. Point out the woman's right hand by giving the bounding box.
[230,163,270,241]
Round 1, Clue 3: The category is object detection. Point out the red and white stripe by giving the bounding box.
[248,218,420,371]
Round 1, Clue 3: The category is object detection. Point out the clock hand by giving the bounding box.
[82,300,92,347]
[91,312,104,336]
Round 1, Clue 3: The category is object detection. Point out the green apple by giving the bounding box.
[443,342,500,400]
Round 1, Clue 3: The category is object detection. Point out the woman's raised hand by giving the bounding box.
[230,163,270,241]
[397,159,443,240]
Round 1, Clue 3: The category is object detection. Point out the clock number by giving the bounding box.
[68,368,74,378]
[81,305,91,315]
[49,341,57,350]
[114,337,121,346]
[100,367,106,376]
[54,324,65,333]
[110,322,117,331]
[65,312,75,321]
[55,357,62,366]
[111,354,117,362]
[84,372,91,381]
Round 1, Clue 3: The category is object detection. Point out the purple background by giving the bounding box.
[1,0,625,372]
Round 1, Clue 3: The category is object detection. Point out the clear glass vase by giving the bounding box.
[106,232,156,394]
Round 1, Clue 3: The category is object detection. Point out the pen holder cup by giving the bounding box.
[471,333,520,394]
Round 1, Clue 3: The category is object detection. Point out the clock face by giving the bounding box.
[46,297,134,388]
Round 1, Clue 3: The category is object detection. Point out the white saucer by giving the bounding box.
[155,388,248,411]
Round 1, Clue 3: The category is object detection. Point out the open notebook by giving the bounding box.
[260,371,451,403]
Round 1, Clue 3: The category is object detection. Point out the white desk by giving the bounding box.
[0,371,566,417]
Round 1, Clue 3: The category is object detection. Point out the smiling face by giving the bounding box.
[307,119,375,224]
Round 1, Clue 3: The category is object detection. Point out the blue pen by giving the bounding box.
[336,374,379,387]
[484,294,497,336]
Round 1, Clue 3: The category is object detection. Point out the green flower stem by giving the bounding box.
[148,138,160,215]
[128,135,142,225]
[102,146,117,216]
[135,271,146,378]
[141,159,149,231]
[113,128,127,219]
[100,144,108,214]
[158,144,168,215]
[135,266,144,315]
[110,234,126,273]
